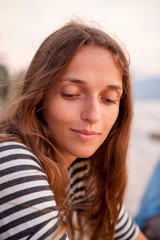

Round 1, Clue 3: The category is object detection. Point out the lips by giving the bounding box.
[71,129,100,141]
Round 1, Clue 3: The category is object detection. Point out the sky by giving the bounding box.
[0,0,160,81]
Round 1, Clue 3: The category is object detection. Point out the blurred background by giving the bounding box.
[0,0,160,217]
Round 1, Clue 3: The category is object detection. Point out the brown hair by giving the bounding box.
[0,21,132,239]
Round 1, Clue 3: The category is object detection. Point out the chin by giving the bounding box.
[75,150,96,159]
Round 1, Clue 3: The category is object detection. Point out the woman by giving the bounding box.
[0,21,147,239]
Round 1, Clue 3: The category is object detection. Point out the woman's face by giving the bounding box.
[44,46,123,166]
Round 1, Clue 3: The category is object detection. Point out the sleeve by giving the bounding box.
[0,141,69,240]
[114,205,139,240]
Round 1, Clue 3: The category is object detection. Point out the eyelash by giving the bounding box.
[61,93,117,104]
[103,98,116,104]
[61,93,79,98]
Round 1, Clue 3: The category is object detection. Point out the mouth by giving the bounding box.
[71,129,100,141]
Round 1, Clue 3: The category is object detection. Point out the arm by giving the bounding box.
[114,205,139,239]
[114,204,148,240]
[135,231,148,240]
[0,141,68,239]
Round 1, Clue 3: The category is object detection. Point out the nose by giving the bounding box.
[81,97,101,123]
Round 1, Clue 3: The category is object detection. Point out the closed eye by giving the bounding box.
[61,93,80,99]
[62,93,75,97]
[103,98,116,104]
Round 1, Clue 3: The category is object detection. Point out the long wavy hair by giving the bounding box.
[0,21,132,239]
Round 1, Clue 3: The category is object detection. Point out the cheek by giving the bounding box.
[45,104,74,130]
[113,109,119,123]
[103,109,119,131]
[46,109,63,127]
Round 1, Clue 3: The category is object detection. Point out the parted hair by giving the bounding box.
[0,21,132,239]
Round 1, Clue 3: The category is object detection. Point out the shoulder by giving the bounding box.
[0,140,50,196]
[0,140,41,162]
[0,141,42,171]
[0,140,49,202]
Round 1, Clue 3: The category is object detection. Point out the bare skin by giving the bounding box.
[45,46,123,166]
[135,231,148,240]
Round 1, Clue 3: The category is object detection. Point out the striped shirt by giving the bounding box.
[0,141,139,239]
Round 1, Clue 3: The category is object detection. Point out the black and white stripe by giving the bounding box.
[0,141,139,239]
[68,158,139,239]
[0,141,68,240]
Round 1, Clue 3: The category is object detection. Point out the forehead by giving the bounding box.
[64,45,121,71]
[61,45,122,87]
[69,45,119,64]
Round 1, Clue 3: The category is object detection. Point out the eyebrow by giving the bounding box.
[62,77,123,91]
[106,84,123,91]
[62,78,86,85]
